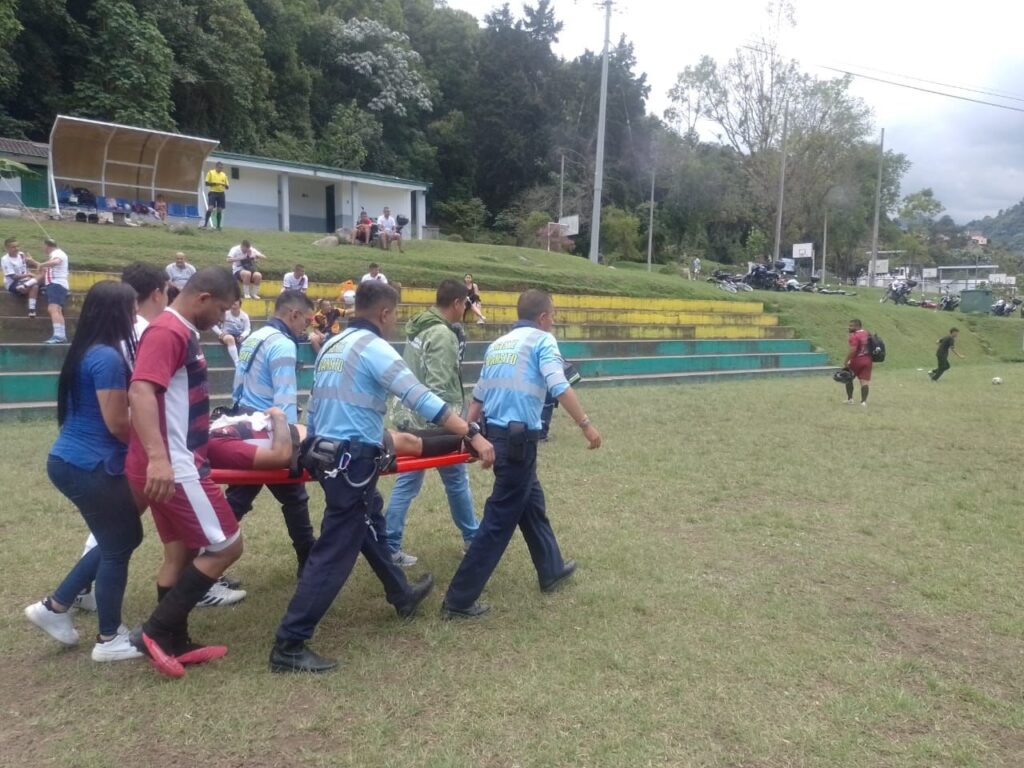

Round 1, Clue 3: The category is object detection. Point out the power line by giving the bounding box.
[738,44,1024,114]
[823,61,1024,104]
[819,65,1024,114]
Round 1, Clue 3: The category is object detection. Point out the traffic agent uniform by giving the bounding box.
[443,323,572,610]
[274,318,451,644]
[226,319,315,568]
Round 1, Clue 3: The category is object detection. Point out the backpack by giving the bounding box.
[867,333,886,363]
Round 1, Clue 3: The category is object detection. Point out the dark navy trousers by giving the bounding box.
[444,436,565,609]
[226,482,316,555]
[275,458,413,643]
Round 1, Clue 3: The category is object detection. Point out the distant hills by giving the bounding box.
[969,199,1024,252]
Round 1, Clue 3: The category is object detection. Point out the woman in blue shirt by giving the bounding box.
[24,280,145,662]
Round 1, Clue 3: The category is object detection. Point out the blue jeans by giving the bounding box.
[384,464,479,554]
[47,457,143,636]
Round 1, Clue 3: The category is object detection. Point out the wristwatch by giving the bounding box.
[465,421,482,440]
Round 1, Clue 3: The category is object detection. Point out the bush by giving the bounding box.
[445,233,464,242]
[601,205,641,262]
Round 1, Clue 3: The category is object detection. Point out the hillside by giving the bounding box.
[5,219,1024,370]
[969,198,1024,252]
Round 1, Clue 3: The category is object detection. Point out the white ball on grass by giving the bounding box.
[992,377,1003,385]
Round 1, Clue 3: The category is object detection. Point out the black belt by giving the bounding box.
[335,440,384,460]
[485,423,543,441]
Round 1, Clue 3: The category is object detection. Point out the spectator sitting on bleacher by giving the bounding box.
[227,239,266,299]
[165,252,196,290]
[211,299,251,365]
[282,264,308,293]
[361,262,388,284]
[3,237,41,317]
[352,210,373,245]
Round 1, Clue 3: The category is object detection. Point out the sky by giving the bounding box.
[443,0,1024,224]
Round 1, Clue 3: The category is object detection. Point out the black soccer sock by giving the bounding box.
[861,385,869,403]
[143,565,215,650]
[845,381,854,400]
[203,208,212,226]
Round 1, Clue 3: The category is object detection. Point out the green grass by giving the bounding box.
[4,369,1024,767]
[6,217,1024,369]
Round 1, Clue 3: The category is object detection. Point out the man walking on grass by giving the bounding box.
[843,319,872,407]
[929,328,964,381]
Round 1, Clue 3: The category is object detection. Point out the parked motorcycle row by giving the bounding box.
[707,264,856,296]
[877,278,1020,317]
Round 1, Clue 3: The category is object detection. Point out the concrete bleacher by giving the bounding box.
[0,272,833,421]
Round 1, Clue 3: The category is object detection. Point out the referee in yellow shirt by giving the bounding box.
[203,161,230,230]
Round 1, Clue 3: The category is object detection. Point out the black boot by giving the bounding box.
[540,560,577,593]
[269,640,338,674]
[395,573,434,619]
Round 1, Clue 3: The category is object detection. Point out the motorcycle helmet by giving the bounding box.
[833,369,854,383]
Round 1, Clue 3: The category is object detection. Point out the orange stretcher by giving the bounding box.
[208,451,473,486]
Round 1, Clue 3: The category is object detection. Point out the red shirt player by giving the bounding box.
[844,318,872,407]
[125,267,242,678]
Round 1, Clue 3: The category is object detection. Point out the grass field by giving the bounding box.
[4,368,1024,767]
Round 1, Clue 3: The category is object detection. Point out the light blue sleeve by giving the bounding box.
[537,335,570,398]
[266,337,299,422]
[370,340,448,423]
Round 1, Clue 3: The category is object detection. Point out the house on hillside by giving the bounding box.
[0,118,429,237]
[968,231,989,246]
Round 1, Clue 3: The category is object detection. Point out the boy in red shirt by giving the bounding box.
[843,318,872,407]
[126,268,242,678]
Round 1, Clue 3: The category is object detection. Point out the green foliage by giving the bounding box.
[518,210,552,248]
[435,197,489,240]
[601,205,641,262]
[68,0,175,130]
[970,198,1024,253]
[317,101,382,170]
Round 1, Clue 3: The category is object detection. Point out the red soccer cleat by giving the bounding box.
[176,645,228,666]
[133,629,185,679]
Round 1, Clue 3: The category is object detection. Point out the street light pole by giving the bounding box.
[869,128,885,287]
[588,0,613,264]
[772,107,789,264]
[646,166,655,272]
[822,207,828,285]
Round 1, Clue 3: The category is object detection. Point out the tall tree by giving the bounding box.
[68,0,175,130]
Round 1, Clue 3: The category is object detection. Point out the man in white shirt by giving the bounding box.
[376,207,403,252]
[165,252,197,290]
[2,237,40,317]
[282,264,308,293]
[361,262,388,285]
[226,239,266,299]
[211,299,251,365]
[36,238,70,344]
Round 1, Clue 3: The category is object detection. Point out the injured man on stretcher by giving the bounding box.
[207,408,468,473]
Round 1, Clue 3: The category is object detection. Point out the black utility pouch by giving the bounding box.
[507,421,527,463]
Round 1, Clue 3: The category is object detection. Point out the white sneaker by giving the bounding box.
[391,550,418,567]
[861,401,868,408]
[91,626,144,662]
[196,581,247,608]
[74,590,97,612]
[25,600,79,646]
[251,293,261,300]
[844,399,854,405]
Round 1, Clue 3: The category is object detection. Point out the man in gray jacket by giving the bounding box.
[384,278,479,566]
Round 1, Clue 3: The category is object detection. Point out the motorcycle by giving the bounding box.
[937,293,960,312]
[880,279,917,305]
[744,264,785,291]
[708,270,753,293]
[990,297,1023,317]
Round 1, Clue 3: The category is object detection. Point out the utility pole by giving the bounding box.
[646,166,655,272]
[869,128,885,286]
[588,0,613,264]
[772,107,789,264]
[822,207,828,284]
[558,154,565,221]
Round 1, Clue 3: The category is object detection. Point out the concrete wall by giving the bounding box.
[358,186,414,224]
[287,176,328,233]
[214,166,279,231]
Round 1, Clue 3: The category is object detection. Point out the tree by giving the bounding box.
[327,17,432,117]
[317,101,382,170]
[68,0,175,130]
[601,205,641,262]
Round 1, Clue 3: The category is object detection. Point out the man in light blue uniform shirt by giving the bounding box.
[270,281,494,674]
[441,289,602,619]
[226,290,318,577]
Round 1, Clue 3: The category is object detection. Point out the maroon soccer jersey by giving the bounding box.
[126,309,211,482]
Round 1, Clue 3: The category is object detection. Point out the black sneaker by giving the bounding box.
[395,574,434,619]
[440,600,491,620]
[539,560,577,593]
[269,640,338,674]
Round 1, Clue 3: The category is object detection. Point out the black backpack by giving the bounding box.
[867,333,886,363]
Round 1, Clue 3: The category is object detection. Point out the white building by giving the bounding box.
[204,151,428,236]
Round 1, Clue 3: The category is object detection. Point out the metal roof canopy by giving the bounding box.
[48,115,219,214]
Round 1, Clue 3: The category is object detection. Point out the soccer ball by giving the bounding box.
[992,377,1003,385]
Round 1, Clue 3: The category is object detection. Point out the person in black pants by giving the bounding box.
[441,290,602,619]
[929,328,964,381]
